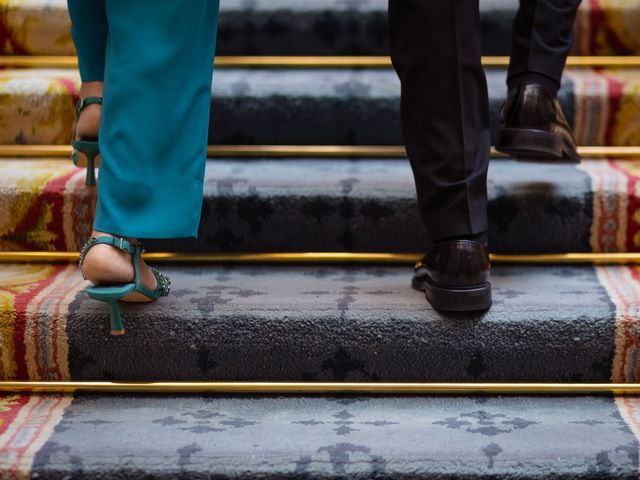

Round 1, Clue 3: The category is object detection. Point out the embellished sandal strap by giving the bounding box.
[75,96,103,116]
[149,267,171,297]
[134,266,171,299]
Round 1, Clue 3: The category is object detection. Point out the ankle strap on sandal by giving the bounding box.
[91,236,139,255]
[76,96,103,115]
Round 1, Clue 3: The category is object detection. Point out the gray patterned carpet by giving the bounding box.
[2,68,583,147]
[4,0,637,56]
[2,159,598,254]
[206,69,575,146]
[2,263,616,382]
[12,394,639,479]
[3,159,591,254]
[0,0,553,56]
[214,0,521,56]
[145,159,593,254]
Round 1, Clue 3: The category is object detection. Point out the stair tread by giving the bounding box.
[0,159,640,253]
[1,0,639,55]
[1,157,633,253]
[0,393,637,478]
[0,67,637,147]
[1,261,636,382]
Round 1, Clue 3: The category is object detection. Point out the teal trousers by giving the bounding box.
[67,0,220,239]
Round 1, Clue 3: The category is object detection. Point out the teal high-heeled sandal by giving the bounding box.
[71,96,102,186]
[78,235,171,335]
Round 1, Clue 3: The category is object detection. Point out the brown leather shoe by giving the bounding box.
[495,84,580,163]
[412,240,492,312]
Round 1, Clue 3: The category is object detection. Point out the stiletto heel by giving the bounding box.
[72,140,99,186]
[79,236,171,336]
[86,154,97,186]
[71,96,102,187]
[109,302,124,336]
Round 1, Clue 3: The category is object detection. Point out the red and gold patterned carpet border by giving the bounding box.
[1,55,640,69]
[0,394,72,475]
[0,145,639,159]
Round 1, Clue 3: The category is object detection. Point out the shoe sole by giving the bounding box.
[495,127,580,164]
[412,276,492,312]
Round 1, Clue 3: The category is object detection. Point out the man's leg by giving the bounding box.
[388,0,492,311]
[508,0,582,94]
[496,0,583,162]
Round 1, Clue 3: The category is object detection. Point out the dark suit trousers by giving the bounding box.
[388,0,580,244]
[509,0,582,90]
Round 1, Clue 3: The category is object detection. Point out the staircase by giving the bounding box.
[2,0,640,477]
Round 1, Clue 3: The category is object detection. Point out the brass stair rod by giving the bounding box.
[2,252,640,264]
[0,145,639,159]
[1,381,640,395]
[2,55,640,68]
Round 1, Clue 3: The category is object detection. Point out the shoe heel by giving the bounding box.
[85,153,97,186]
[496,127,564,159]
[71,140,99,186]
[80,235,169,337]
[87,287,130,336]
[425,282,492,312]
[109,302,125,336]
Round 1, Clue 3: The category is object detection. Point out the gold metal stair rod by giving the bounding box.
[0,145,639,159]
[1,55,640,69]
[2,252,640,264]
[1,381,640,395]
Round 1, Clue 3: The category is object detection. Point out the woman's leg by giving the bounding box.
[67,0,105,140]
[81,0,220,288]
[95,0,220,239]
[68,0,123,287]
[67,0,115,286]
[67,0,107,82]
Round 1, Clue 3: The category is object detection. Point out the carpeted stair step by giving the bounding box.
[2,393,640,478]
[1,0,639,56]
[1,67,638,147]
[1,158,635,254]
[1,261,639,382]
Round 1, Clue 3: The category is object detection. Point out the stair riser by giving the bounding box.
[2,68,638,147]
[1,263,628,383]
[0,159,605,254]
[1,0,639,55]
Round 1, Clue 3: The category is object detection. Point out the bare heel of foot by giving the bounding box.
[80,231,158,293]
[79,231,171,336]
[75,82,103,139]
